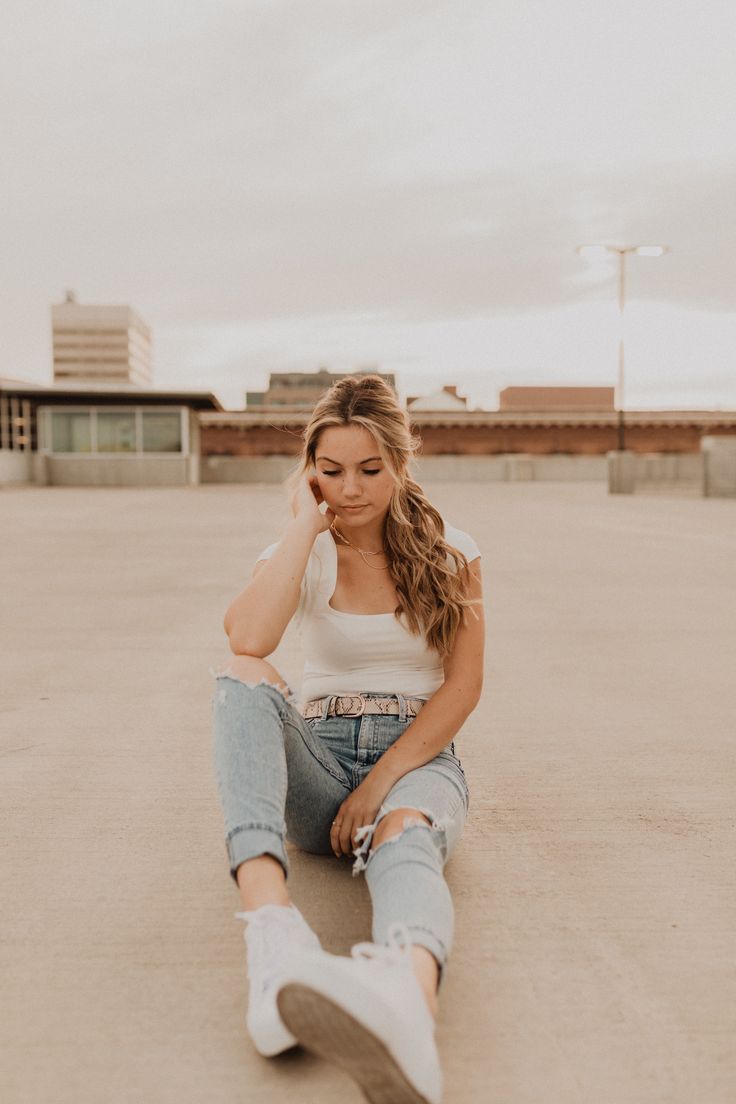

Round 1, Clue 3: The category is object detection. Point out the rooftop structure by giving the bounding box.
[407,385,469,411]
[51,290,153,387]
[499,386,615,411]
[246,369,396,409]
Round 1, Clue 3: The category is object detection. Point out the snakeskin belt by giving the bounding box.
[301,694,427,719]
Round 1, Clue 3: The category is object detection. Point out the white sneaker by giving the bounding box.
[235,903,322,1057]
[275,923,443,1104]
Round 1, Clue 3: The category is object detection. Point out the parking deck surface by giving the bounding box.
[2,481,734,1103]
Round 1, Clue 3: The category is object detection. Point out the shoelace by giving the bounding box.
[351,922,438,1035]
[350,921,414,968]
[235,907,308,993]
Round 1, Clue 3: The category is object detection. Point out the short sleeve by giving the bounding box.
[443,523,481,565]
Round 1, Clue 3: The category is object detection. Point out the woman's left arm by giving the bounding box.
[331,557,485,855]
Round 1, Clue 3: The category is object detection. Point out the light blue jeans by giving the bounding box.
[211,673,470,984]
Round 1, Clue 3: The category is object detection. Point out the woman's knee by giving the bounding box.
[371,807,432,851]
[214,655,291,696]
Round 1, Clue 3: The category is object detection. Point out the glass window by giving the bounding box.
[97,411,136,452]
[142,411,182,453]
[51,411,91,453]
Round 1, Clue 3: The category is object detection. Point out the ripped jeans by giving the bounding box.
[211,673,470,984]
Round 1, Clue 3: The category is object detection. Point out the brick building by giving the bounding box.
[199,407,736,459]
[499,386,615,411]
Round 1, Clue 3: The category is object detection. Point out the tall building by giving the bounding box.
[246,368,396,408]
[51,290,152,387]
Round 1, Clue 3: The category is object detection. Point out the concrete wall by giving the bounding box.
[702,436,736,497]
[187,409,200,486]
[0,449,32,484]
[3,448,705,488]
[202,456,297,483]
[415,455,607,481]
[43,456,190,486]
[201,452,704,485]
[635,452,702,481]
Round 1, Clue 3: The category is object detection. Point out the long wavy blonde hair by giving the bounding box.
[286,374,480,659]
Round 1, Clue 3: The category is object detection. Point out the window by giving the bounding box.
[97,411,136,452]
[42,407,185,454]
[51,411,92,452]
[142,411,182,452]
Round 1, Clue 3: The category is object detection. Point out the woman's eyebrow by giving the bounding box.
[315,455,383,465]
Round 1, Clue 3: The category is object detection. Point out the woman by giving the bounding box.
[211,374,484,1104]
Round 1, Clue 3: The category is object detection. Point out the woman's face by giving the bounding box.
[313,424,396,530]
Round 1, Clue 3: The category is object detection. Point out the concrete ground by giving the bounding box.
[2,481,734,1104]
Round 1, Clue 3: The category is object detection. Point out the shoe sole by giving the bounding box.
[277,982,435,1104]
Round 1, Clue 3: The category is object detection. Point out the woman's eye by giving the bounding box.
[320,469,381,476]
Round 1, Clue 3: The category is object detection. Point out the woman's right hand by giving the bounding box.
[290,472,335,533]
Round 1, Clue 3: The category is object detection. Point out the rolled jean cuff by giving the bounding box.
[226,824,289,883]
[404,925,449,988]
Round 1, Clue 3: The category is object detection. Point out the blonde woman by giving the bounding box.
[211,375,484,1104]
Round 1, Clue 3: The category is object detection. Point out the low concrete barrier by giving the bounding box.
[202,454,612,483]
[202,456,297,483]
[1,450,712,488]
[45,456,190,486]
[0,449,32,484]
[702,436,736,498]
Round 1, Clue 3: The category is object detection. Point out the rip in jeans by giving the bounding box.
[351,805,451,876]
[209,667,299,709]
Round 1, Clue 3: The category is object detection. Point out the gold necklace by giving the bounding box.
[330,522,390,570]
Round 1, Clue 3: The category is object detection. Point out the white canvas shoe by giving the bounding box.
[235,903,322,1057]
[275,922,443,1104]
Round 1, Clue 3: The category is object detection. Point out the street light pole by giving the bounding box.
[576,243,668,457]
[617,248,626,451]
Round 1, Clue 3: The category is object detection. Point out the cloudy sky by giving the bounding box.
[3,0,736,410]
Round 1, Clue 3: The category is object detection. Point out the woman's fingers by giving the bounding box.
[340,822,353,856]
[308,475,323,503]
[330,815,344,857]
[331,814,358,858]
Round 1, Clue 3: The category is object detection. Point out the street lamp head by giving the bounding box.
[576,243,669,259]
[576,244,613,260]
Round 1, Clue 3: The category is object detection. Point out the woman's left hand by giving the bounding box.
[330,772,392,859]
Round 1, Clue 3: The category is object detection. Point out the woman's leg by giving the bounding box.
[211,656,351,908]
[211,657,355,1058]
[351,753,469,1006]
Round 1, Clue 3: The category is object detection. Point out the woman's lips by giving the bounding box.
[342,504,367,510]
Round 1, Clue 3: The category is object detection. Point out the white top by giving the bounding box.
[256,522,481,707]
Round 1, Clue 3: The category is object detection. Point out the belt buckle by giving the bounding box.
[338,693,365,717]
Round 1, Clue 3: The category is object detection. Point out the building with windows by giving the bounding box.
[0,377,222,486]
[52,291,153,387]
[198,405,736,485]
[246,368,396,408]
[3,355,735,489]
[0,292,223,486]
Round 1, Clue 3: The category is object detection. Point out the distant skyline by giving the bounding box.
[3,1,736,411]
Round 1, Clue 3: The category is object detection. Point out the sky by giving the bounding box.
[3,0,736,411]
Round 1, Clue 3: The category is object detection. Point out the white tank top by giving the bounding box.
[256,522,481,707]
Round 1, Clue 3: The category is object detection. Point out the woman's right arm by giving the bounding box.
[223,475,334,657]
